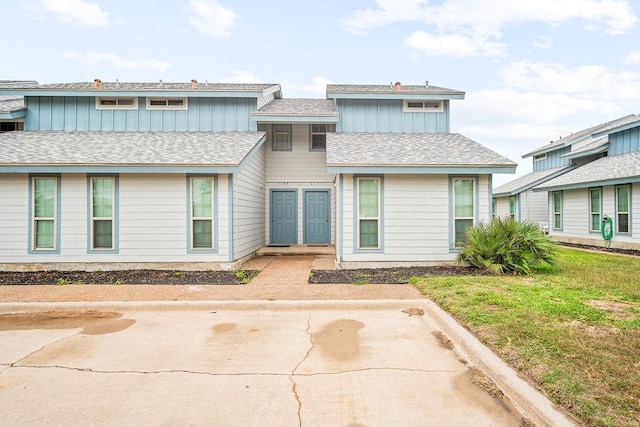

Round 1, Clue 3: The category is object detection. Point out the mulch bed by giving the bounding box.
[558,242,640,257]
[0,269,258,286]
[310,265,492,284]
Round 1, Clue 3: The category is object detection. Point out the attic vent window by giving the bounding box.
[96,97,137,110]
[404,100,443,112]
[533,153,547,161]
[146,97,188,110]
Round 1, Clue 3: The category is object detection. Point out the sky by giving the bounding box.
[3,0,640,187]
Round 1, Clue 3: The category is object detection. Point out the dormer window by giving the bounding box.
[146,98,188,110]
[96,97,137,110]
[404,100,443,112]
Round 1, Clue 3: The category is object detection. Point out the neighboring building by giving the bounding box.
[535,116,640,250]
[0,80,37,133]
[493,115,637,233]
[0,79,515,270]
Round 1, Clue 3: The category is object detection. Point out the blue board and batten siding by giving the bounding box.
[609,128,640,156]
[24,97,257,132]
[533,147,572,172]
[335,99,450,133]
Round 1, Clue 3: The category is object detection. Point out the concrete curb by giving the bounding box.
[422,300,577,427]
[0,298,578,426]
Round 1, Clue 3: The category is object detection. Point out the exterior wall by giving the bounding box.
[0,173,233,266]
[521,189,548,224]
[609,127,640,155]
[494,196,512,218]
[339,174,494,266]
[533,147,571,172]
[24,96,257,132]
[233,144,267,260]
[334,99,450,133]
[548,183,640,249]
[264,124,336,245]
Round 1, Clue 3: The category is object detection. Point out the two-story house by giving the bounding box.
[493,115,637,228]
[0,80,515,270]
[535,116,640,249]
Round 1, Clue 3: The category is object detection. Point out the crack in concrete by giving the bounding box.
[290,316,312,427]
[9,332,80,368]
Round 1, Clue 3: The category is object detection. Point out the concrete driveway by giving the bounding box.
[0,302,525,427]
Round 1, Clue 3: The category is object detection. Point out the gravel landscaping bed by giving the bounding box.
[310,265,492,284]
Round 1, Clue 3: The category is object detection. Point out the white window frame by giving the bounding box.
[272,124,292,151]
[533,153,547,161]
[452,177,476,247]
[90,176,116,250]
[357,177,381,250]
[96,97,138,110]
[31,176,58,251]
[616,184,631,234]
[403,100,443,112]
[190,177,215,250]
[146,97,188,110]
[589,187,602,232]
[552,191,563,230]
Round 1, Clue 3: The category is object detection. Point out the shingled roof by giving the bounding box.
[0,131,266,170]
[326,133,515,171]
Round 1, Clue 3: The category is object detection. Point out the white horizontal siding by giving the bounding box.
[521,190,548,223]
[494,196,511,218]
[0,173,233,264]
[266,124,334,184]
[234,144,266,259]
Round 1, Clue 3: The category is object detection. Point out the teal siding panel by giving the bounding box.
[336,99,449,133]
[63,97,76,130]
[39,97,53,130]
[22,95,259,131]
[533,147,571,172]
[610,128,640,155]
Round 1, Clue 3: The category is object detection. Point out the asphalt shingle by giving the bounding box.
[254,98,337,116]
[0,82,279,92]
[535,150,640,190]
[493,165,574,196]
[326,133,515,167]
[327,84,464,96]
[0,131,266,166]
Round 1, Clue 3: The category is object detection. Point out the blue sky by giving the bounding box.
[4,0,640,186]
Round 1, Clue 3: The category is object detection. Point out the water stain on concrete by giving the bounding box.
[453,368,527,426]
[312,319,364,362]
[432,331,454,350]
[212,323,237,333]
[0,311,135,336]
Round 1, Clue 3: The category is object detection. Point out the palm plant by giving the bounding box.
[457,217,557,274]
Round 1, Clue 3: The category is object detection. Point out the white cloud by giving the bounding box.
[64,51,171,71]
[406,30,506,57]
[280,76,333,98]
[189,0,238,37]
[220,70,263,83]
[343,0,638,58]
[624,50,640,64]
[501,60,640,100]
[24,0,110,28]
[532,35,552,50]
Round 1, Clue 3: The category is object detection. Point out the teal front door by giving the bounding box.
[304,190,330,244]
[270,190,297,244]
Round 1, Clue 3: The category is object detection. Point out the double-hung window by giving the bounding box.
[32,177,58,250]
[273,124,292,151]
[453,178,475,246]
[552,191,563,230]
[190,177,214,249]
[509,196,516,219]
[90,177,116,250]
[589,188,601,232]
[357,177,381,249]
[616,185,630,233]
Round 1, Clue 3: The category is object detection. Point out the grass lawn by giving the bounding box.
[413,247,640,427]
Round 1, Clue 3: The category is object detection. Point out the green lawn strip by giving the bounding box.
[413,248,640,427]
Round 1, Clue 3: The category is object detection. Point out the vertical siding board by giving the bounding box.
[212,99,224,131]
[138,98,150,131]
[610,129,640,155]
[189,97,201,131]
[175,109,188,131]
[63,97,77,130]
[224,98,237,131]
[39,96,52,130]
[88,97,102,131]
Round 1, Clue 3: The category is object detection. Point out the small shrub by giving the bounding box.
[174,271,184,278]
[457,217,557,275]
[234,270,250,284]
[56,277,68,285]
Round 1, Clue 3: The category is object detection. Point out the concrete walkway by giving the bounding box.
[245,255,335,286]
